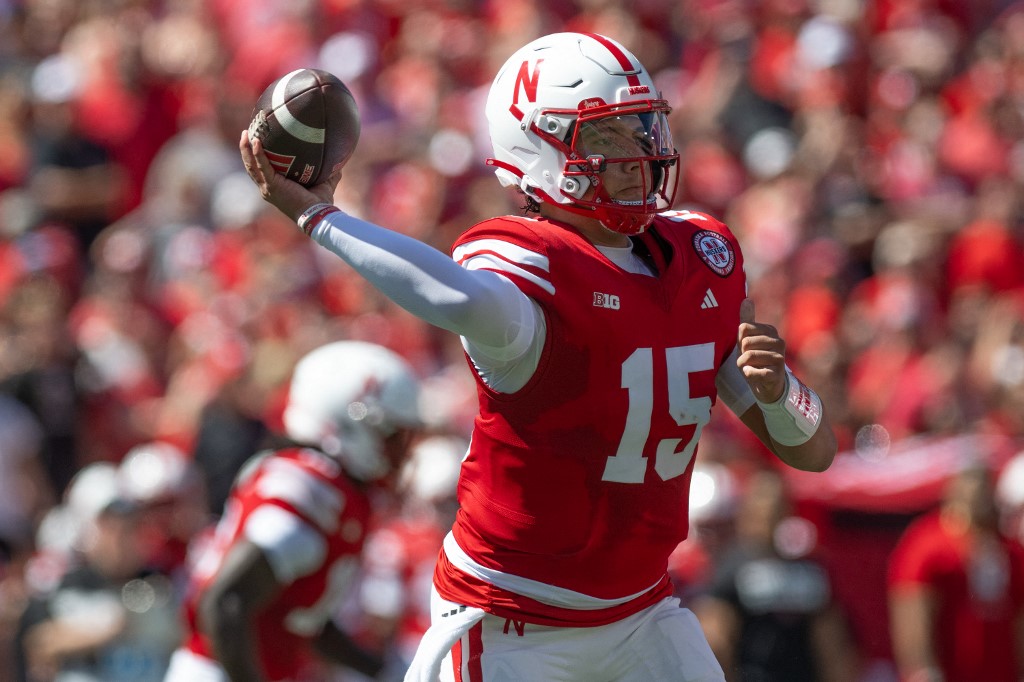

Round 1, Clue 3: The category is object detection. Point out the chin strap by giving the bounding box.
[596,202,655,235]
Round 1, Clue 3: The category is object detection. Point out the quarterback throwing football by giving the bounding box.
[242,32,836,682]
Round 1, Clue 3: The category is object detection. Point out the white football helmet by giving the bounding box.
[118,441,198,504]
[283,341,422,481]
[486,32,678,235]
[688,462,738,527]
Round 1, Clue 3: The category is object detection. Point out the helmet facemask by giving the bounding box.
[570,102,678,234]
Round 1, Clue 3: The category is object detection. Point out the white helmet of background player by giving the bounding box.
[283,341,422,481]
[118,441,199,505]
[485,32,678,235]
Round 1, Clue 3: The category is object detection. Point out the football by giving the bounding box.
[247,68,361,187]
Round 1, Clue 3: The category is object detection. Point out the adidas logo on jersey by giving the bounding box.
[701,289,719,309]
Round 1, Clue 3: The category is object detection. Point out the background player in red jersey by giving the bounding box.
[242,31,836,682]
[162,341,423,682]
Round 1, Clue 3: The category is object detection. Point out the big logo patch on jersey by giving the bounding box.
[692,230,735,277]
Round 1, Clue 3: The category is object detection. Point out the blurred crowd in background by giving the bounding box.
[0,0,1023,680]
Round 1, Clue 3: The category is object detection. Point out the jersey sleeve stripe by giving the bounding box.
[462,254,555,295]
[453,239,550,272]
[255,459,345,533]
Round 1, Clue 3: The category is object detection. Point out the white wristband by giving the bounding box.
[757,368,823,446]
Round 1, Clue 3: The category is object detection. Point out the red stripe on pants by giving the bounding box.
[467,622,484,681]
[452,638,463,682]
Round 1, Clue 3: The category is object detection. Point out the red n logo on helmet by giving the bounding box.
[509,59,543,121]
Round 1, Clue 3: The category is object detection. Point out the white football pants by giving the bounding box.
[406,586,725,682]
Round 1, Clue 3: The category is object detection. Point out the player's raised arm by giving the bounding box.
[240,130,537,354]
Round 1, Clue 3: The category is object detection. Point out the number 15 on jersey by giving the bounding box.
[602,343,715,484]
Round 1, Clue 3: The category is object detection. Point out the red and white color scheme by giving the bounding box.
[485,32,679,235]
[174,447,371,681]
[431,587,722,682]
[438,210,747,626]
[359,515,448,661]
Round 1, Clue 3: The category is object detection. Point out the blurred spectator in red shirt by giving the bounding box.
[117,441,210,581]
[888,464,1024,682]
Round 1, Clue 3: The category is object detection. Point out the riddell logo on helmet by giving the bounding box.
[628,85,651,95]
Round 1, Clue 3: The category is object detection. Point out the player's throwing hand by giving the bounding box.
[239,130,339,223]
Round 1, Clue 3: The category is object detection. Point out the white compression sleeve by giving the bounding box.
[309,210,539,357]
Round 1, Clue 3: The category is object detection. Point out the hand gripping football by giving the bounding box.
[248,68,361,187]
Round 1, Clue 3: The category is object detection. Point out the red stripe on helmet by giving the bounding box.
[581,33,642,88]
[486,158,525,178]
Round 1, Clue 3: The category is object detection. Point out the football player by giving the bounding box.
[163,341,422,682]
[241,32,836,682]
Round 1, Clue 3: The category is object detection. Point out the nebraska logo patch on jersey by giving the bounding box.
[692,230,735,277]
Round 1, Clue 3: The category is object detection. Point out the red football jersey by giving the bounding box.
[437,211,747,625]
[180,447,371,681]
